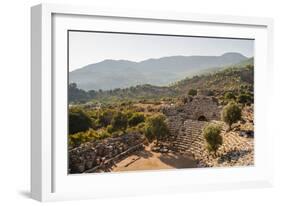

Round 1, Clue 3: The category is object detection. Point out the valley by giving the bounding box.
[68,55,254,174]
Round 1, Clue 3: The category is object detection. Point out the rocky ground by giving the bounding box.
[195,130,254,168]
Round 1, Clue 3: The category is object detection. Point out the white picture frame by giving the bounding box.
[31,3,274,202]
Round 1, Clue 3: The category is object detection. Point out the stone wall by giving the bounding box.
[163,95,221,143]
[163,95,221,121]
[182,96,221,121]
[69,132,145,173]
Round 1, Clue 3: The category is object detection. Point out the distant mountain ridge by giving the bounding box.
[69,52,249,91]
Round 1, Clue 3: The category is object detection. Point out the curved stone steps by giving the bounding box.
[172,119,207,153]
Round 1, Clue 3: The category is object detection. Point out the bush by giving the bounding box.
[126,122,146,134]
[203,124,222,154]
[111,112,128,131]
[106,125,114,134]
[221,102,242,130]
[128,113,145,127]
[224,92,236,101]
[97,109,115,127]
[238,93,253,105]
[97,129,111,139]
[68,129,98,147]
[69,109,92,134]
[188,89,197,96]
[136,122,146,134]
[144,114,169,143]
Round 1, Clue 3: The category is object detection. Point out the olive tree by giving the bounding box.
[111,112,128,132]
[238,93,253,105]
[128,113,145,127]
[203,124,222,155]
[224,92,236,102]
[69,109,92,134]
[221,102,242,130]
[144,114,169,144]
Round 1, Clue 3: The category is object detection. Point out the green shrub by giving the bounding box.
[106,125,114,134]
[144,114,169,143]
[128,113,145,127]
[238,93,253,105]
[97,129,111,139]
[126,122,146,134]
[68,129,98,147]
[188,89,197,96]
[69,109,92,134]
[111,112,128,131]
[203,124,222,154]
[97,109,115,127]
[224,92,236,101]
[221,101,242,130]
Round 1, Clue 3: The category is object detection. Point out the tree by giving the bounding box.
[144,114,169,144]
[68,83,89,103]
[221,102,242,130]
[69,109,92,134]
[68,129,98,147]
[111,112,128,132]
[203,124,222,155]
[97,109,115,127]
[128,113,145,127]
[238,93,253,105]
[188,89,197,96]
[224,92,236,101]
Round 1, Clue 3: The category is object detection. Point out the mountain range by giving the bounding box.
[69,52,249,91]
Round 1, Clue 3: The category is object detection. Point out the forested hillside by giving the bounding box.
[69,60,253,104]
[69,53,248,91]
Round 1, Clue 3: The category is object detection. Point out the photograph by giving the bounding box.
[67,31,254,174]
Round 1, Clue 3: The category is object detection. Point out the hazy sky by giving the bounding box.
[69,31,254,72]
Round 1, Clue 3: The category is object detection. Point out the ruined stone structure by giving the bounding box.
[172,119,207,153]
[163,95,221,139]
[69,132,145,173]
[163,96,221,122]
[69,96,254,173]
[174,120,254,167]
[163,97,254,167]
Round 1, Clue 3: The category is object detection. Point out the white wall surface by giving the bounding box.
[0,0,280,205]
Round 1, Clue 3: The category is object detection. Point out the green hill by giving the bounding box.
[172,63,253,94]
[69,60,254,104]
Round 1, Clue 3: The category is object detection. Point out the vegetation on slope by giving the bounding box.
[68,61,254,149]
[69,62,254,104]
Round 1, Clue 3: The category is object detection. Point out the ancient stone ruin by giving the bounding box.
[69,95,254,173]
[69,132,145,173]
[162,95,254,167]
[163,96,221,138]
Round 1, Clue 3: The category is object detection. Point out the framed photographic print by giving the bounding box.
[31,3,274,201]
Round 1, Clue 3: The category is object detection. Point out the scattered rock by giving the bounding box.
[69,132,145,173]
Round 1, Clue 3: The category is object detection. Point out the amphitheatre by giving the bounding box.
[69,95,254,174]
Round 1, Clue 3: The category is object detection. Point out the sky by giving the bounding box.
[68,31,254,72]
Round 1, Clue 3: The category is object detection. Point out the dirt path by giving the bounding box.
[112,145,197,172]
